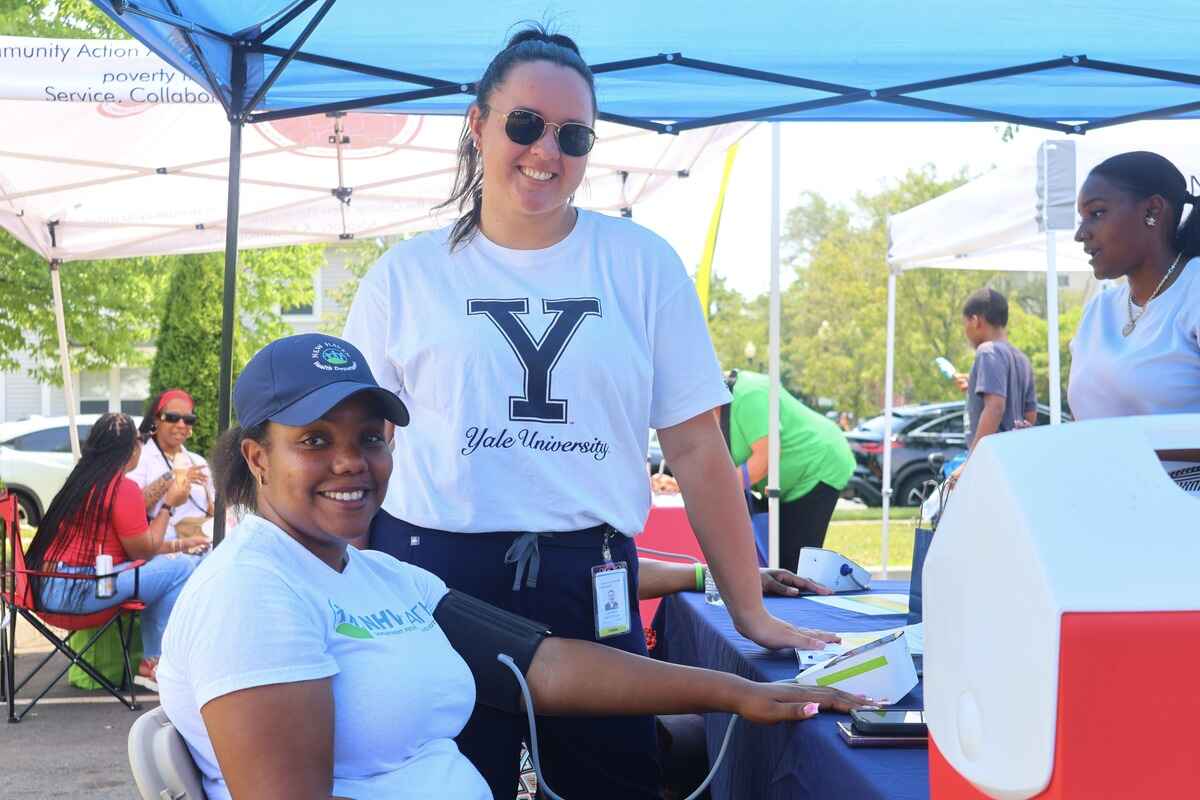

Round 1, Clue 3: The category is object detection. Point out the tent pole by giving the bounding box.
[1042,139,1063,425]
[1045,230,1062,424]
[880,268,898,579]
[213,49,246,546]
[767,123,781,569]
[49,258,81,461]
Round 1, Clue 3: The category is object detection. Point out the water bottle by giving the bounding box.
[95,553,115,599]
[703,567,724,606]
[934,356,957,380]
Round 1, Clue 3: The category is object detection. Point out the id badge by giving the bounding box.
[591,562,632,639]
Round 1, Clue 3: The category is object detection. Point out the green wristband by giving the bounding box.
[695,563,706,592]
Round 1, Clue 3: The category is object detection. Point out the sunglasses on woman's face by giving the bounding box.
[161,412,197,426]
[495,108,596,157]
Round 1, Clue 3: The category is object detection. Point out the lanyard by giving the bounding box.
[152,437,209,515]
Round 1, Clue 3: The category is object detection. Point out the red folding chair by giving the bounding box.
[1,495,146,722]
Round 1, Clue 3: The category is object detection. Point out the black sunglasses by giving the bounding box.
[160,411,197,426]
[493,108,596,157]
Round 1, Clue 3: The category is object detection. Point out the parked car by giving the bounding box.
[0,415,108,528]
[844,401,1070,507]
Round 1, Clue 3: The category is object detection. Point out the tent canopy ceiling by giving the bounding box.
[98,1,1200,131]
[0,37,748,262]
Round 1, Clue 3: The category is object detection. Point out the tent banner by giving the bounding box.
[0,36,217,107]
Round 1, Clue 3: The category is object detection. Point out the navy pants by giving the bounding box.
[369,512,661,800]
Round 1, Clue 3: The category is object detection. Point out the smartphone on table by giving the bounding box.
[849,709,927,737]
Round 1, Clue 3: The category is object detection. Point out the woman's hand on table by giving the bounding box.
[735,609,841,651]
[734,681,871,724]
[760,568,832,597]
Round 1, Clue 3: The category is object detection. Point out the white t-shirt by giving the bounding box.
[157,515,488,800]
[125,440,214,540]
[1068,258,1200,421]
[343,210,729,535]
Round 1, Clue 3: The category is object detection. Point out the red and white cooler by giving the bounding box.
[923,413,1200,799]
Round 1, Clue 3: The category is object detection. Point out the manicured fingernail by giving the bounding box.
[803,703,820,716]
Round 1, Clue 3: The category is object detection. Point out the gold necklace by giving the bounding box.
[1124,251,1184,337]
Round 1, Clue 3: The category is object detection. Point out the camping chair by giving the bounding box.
[128,705,207,800]
[2,497,145,722]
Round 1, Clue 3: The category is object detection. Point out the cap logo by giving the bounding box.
[312,342,357,372]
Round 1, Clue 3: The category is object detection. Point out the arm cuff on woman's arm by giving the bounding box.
[433,590,551,714]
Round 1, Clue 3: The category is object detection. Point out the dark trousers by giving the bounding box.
[369,512,661,800]
[756,481,841,572]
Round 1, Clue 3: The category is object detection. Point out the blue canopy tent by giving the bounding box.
[94,0,1200,549]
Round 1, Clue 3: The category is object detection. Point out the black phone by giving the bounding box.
[849,709,927,737]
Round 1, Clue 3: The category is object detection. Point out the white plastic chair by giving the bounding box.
[128,706,207,800]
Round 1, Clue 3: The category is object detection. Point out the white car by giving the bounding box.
[0,415,118,528]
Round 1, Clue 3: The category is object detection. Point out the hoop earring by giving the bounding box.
[1145,214,1158,227]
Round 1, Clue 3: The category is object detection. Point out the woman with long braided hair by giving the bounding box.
[25,412,199,688]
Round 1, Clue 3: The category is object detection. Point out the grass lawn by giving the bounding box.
[831,505,921,522]
[823,519,919,572]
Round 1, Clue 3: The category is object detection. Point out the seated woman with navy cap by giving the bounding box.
[155,333,865,800]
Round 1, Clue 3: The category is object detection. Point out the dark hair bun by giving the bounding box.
[506,24,582,56]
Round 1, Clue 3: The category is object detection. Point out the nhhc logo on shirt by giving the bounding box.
[467,297,602,423]
[329,599,437,640]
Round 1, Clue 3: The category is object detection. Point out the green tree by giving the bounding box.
[705,274,769,371]
[0,238,169,381]
[0,0,121,37]
[324,238,391,334]
[147,248,323,454]
[0,0,156,381]
[1007,301,1083,415]
[780,167,991,418]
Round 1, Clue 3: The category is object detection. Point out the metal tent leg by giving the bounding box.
[213,49,246,546]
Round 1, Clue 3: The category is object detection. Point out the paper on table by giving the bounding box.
[803,593,910,616]
[795,622,924,666]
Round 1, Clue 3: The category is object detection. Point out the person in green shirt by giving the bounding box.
[719,371,856,571]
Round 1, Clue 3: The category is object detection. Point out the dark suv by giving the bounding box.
[844,401,1068,506]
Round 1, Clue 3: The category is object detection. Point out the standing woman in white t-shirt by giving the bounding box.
[127,389,214,554]
[1069,151,1200,471]
[342,25,837,799]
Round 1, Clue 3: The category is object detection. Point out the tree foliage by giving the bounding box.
[0,0,160,381]
[324,238,391,334]
[0,237,168,381]
[705,165,1084,421]
[0,0,121,37]
[147,248,323,454]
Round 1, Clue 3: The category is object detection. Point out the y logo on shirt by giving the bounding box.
[468,297,602,423]
[329,599,437,640]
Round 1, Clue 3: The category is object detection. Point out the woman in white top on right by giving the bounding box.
[1069,150,1200,479]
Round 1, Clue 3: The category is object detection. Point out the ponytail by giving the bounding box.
[1175,181,1200,262]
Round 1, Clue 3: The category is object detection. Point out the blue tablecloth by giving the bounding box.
[652,582,929,800]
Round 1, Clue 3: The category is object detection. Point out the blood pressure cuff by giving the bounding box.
[433,589,551,714]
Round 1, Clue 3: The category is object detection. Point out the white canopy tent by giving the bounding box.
[0,36,750,457]
[881,129,1199,572]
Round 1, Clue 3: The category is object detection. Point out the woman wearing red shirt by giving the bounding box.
[25,412,199,687]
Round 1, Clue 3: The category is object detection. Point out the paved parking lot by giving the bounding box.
[3,617,147,799]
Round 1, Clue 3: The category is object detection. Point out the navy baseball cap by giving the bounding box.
[233,334,409,429]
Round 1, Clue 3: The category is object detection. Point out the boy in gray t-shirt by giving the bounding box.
[951,289,1037,485]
